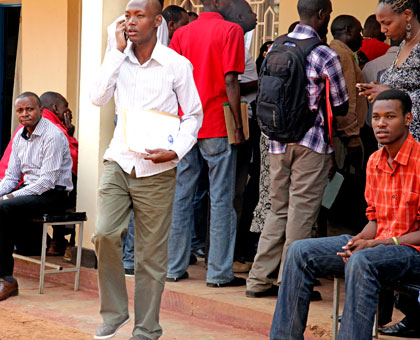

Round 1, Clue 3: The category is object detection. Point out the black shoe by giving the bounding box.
[379,318,420,338]
[124,268,134,277]
[310,290,322,301]
[246,285,278,298]
[166,271,189,282]
[192,248,206,258]
[207,276,246,287]
[189,253,197,265]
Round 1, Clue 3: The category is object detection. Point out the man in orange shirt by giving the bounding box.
[270,89,420,340]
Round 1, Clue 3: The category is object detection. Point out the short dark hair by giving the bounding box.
[364,14,380,31]
[374,89,412,114]
[40,91,65,111]
[188,11,198,18]
[162,5,187,23]
[297,0,330,18]
[378,0,420,19]
[331,15,358,37]
[15,92,42,108]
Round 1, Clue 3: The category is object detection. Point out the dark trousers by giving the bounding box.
[0,189,69,276]
[234,116,261,261]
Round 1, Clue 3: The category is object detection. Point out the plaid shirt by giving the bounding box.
[269,24,348,155]
[366,134,420,252]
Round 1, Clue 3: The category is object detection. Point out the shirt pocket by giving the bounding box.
[404,191,420,218]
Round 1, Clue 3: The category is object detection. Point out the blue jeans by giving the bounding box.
[270,235,420,340]
[122,213,135,270]
[168,138,237,283]
[191,160,209,252]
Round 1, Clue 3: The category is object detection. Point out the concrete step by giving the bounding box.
[12,256,407,340]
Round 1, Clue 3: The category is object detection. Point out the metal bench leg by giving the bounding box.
[39,222,49,294]
[373,302,379,338]
[332,277,341,340]
[74,221,84,291]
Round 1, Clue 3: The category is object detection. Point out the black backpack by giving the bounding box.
[256,35,324,143]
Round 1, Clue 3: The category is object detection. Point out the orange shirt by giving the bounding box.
[365,134,420,252]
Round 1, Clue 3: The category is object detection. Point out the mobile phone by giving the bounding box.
[123,31,128,40]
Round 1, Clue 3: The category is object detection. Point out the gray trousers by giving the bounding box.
[93,161,176,340]
[247,144,330,292]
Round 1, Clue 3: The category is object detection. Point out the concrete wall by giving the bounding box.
[77,0,127,249]
[279,0,379,40]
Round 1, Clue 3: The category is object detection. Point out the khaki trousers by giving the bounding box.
[92,161,176,340]
[247,145,330,292]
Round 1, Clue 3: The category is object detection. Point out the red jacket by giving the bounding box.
[0,109,79,179]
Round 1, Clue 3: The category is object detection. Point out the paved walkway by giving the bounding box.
[2,256,412,340]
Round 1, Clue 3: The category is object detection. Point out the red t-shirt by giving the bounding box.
[359,38,389,61]
[170,12,245,139]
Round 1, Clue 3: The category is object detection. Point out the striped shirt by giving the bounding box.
[269,24,349,155]
[0,117,73,197]
[91,41,203,178]
[365,134,420,252]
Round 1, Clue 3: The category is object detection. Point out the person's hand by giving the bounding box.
[64,112,75,137]
[0,194,13,201]
[337,236,372,262]
[234,127,245,145]
[144,149,177,163]
[357,82,391,103]
[116,19,128,53]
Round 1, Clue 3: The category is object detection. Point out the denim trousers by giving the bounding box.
[122,213,135,270]
[167,137,237,283]
[270,235,420,340]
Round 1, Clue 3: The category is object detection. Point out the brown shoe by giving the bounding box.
[233,260,251,273]
[63,245,73,262]
[0,279,18,301]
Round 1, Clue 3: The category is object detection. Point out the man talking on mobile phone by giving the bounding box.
[90,0,203,339]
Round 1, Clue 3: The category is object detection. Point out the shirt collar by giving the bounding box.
[21,116,47,140]
[197,12,224,20]
[376,133,415,169]
[126,40,167,67]
[290,24,321,39]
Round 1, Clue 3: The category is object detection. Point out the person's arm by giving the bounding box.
[222,25,246,145]
[0,136,22,197]
[145,59,203,164]
[357,82,391,103]
[323,49,349,117]
[12,133,71,197]
[90,20,127,107]
[331,47,361,146]
[225,72,245,144]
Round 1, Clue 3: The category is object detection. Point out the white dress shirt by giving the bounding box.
[106,15,169,54]
[0,117,73,197]
[91,41,203,178]
[238,47,258,118]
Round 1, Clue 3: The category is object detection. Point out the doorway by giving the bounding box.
[0,4,20,155]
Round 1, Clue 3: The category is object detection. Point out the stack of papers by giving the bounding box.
[123,108,180,154]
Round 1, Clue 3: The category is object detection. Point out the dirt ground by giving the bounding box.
[0,306,91,340]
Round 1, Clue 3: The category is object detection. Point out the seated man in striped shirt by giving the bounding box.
[0,92,73,301]
[270,89,420,340]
